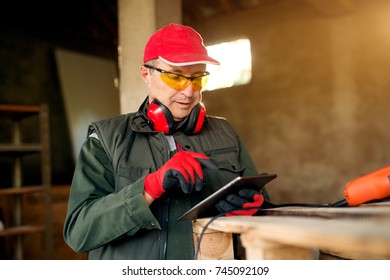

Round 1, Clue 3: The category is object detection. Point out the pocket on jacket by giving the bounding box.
[116,164,151,192]
[204,147,245,193]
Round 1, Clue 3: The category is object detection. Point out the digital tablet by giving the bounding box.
[176,174,277,221]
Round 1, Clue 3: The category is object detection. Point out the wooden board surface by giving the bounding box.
[259,201,390,221]
[194,204,390,259]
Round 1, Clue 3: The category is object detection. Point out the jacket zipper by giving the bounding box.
[161,135,172,259]
[162,196,169,259]
[205,146,238,156]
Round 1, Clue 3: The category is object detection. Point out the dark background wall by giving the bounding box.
[195,0,390,204]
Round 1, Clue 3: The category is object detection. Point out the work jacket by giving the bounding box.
[64,110,266,259]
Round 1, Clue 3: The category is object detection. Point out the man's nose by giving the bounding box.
[181,83,195,97]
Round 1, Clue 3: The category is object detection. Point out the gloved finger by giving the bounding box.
[226,195,264,217]
[214,202,225,213]
[181,151,218,171]
[193,172,204,192]
[252,193,265,203]
[215,200,237,213]
[174,168,204,193]
[184,151,209,160]
[242,194,264,209]
[174,170,194,194]
[180,153,218,184]
[171,156,201,186]
[196,158,219,171]
[172,158,204,193]
[180,153,204,181]
[226,194,249,207]
[238,188,261,200]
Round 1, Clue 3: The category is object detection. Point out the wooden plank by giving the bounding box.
[0,225,45,237]
[0,104,40,119]
[259,202,390,221]
[195,215,390,259]
[0,144,42,155]
[0,186,44,195]
[193,221,234,260]
[320,248,387,260]
[241,230,316,260]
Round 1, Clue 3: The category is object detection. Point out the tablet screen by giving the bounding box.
[176,174,277,221]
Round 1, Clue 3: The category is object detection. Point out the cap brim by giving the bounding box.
[159,55,220,67]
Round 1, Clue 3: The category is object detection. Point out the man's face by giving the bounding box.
[140,60,207,121]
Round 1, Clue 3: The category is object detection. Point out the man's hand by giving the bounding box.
[144,151,217,199]
[215,188,264,216]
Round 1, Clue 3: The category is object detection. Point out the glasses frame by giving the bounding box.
[143,64,210,91]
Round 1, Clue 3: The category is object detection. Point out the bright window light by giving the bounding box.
[204,39,252,91]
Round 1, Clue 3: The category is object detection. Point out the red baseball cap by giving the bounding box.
[143,23,220,66]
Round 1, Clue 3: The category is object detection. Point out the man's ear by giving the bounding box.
[140,65,151,85]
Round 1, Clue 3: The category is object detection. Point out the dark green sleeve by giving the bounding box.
[63,137,160,253]
[238,136,271,201]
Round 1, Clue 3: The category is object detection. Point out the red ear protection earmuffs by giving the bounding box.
[146,99,174,134]
[140,98,206,135]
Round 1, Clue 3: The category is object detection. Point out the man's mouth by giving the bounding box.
[176,101,191,108]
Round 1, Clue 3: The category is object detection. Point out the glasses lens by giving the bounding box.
[192,75,209,91]
[159,73,189,91]
[160,72,209,91]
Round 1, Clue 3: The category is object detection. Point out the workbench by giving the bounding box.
[192,200,390,260]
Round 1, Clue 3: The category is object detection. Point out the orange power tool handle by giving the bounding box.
[344,166,390,206]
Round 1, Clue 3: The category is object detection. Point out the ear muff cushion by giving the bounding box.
[147,100,175,134]
[183,103,206,135]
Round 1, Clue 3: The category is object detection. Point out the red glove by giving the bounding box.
[144,151,217,199]
[215,189,264,216]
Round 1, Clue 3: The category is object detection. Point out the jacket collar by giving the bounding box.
[130,111,156,133]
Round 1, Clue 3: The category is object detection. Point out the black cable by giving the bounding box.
[330,199,348,207]
[193,211,227,260]
[261,199,349,209]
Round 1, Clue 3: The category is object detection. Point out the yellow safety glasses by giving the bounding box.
[144,64,209,91]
